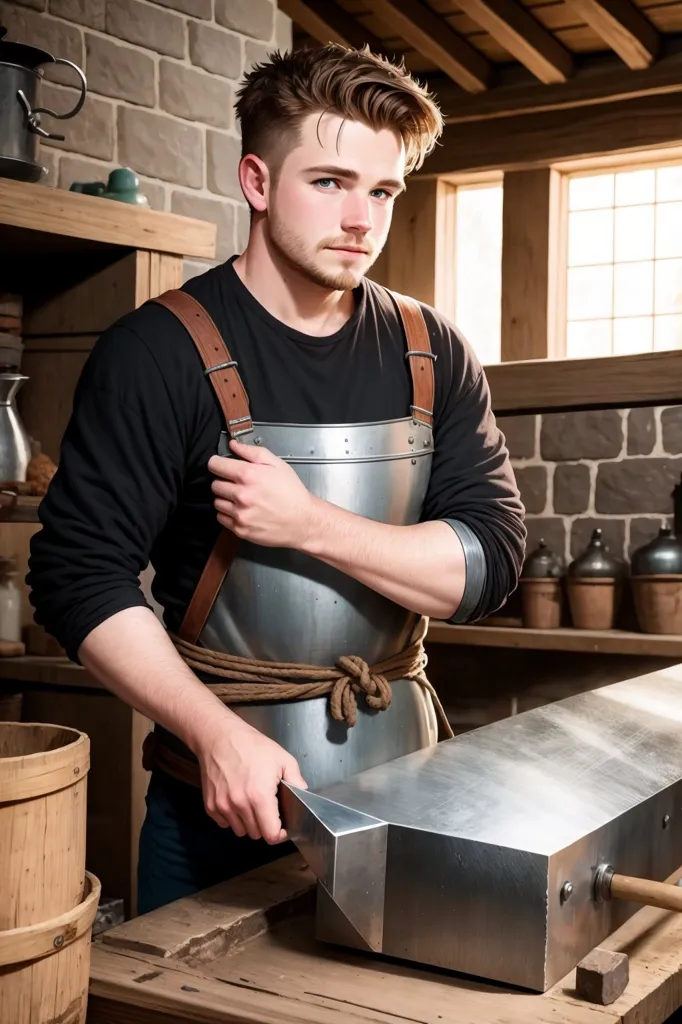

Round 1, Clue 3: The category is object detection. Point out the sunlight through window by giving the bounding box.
[566,164,682,357]
[455,183,503,365]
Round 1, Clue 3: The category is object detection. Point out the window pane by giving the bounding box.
[566,319,612,359]
[454,184,502,365]
[655,259,682,314]
[657,166,682,202]
[655,202,682,258]
[613,317,653,354]
[568,173,614,211]
[568,209,613,266]
[614,205,654,262]
[567,265,613,320]
[614,261,654,316]
[654,314,682,350]
[615,169,656,206]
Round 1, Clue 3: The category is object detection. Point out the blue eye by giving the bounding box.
[316,178,336,189]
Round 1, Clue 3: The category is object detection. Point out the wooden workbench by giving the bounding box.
[87,853,682,1024]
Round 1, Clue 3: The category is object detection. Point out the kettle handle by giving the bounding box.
[17,59,87,141]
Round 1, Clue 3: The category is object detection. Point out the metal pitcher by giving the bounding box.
[0,374,31,481]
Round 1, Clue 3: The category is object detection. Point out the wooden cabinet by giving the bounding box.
[0,178,216,918]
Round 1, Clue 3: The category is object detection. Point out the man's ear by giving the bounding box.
[239,154,270,214]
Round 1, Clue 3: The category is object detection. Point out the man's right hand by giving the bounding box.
[195,716,308,844]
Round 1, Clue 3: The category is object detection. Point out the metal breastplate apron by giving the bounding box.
[153,289,438,790]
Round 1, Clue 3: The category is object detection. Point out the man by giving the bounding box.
[28,44,526,913]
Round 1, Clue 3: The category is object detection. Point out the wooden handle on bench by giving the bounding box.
[610,873,682,913]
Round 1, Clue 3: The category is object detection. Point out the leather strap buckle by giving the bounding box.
[405,350,437,361]
[205,360,238,375]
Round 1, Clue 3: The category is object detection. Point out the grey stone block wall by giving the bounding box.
[498,406,682,566]
[1,0,292,275]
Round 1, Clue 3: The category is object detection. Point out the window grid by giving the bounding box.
[565,165,682,359]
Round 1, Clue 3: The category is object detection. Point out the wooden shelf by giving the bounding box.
[427,622,682,657]
[0,178,216,260]
[0,495,41,523]
[5,621,681,693]
[0,655,95,688]
[484,349,682,415]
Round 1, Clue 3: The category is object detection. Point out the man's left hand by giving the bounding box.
[208,439,317,548]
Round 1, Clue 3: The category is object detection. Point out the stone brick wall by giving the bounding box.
[1,0,292,277]
[499,407,682,569]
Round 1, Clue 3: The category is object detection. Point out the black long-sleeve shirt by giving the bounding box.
[27,259,526,660]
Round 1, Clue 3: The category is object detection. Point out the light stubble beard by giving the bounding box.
[268,210,381,292]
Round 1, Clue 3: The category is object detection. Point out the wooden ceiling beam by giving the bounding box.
[277,0,385,53]
[428,47,682,125]
[454,0,574,84]
[372,0,492,93]
[417,89,682,175]
[569,0,660,70]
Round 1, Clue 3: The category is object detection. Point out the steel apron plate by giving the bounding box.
[200,416,439,790]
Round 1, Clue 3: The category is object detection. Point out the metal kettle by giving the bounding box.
[0,25,87,183]
[0,374,31,481]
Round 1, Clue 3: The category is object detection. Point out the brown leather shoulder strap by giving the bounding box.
[390,291,435,428]
[152,289,253,438]
[151,289,250,644]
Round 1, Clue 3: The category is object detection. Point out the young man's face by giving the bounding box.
[266,111,406,291]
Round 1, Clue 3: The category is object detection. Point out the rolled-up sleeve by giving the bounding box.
[422,348,526,622]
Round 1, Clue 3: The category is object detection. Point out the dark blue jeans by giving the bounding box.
[137,769,293,915]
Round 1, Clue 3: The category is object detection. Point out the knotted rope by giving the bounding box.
[169,616,453,738]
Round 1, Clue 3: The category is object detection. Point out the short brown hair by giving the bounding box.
[235,44,443,175]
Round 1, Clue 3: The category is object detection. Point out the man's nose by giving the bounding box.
[340,194,372,234]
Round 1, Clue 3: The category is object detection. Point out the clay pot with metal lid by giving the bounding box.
[520,539,564,629]
[631,525,682,634]
[566,529,627,631]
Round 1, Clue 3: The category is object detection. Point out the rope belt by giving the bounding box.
[143,617,453,788]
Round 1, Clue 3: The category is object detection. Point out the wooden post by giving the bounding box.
[370,179,457,320]
[501,167,565,361]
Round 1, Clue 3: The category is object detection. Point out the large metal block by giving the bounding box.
[281,666,682,991]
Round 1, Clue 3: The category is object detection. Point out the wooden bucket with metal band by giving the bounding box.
[0,721,99,1023]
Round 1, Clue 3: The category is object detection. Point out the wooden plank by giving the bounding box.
[278,0,386,51]
[569,0,660,70]
[428,48,682,126]
[422,88,682,174]
[0,179,216,259]
[372,0,492,92]
[426,621,682,656]
[0,495,41,523]
[375,178,456,313]
[101,856,315,959]
[150,253,183,298]
[454,0,574,83]
[500,168,564,361]
[483,348,682,415]
[88,946,389,1024]
[0,655,94,687]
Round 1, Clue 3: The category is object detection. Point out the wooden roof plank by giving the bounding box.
[569,0,661,69]
[278,0,386,51]
[372,0,493,92]
[432,46,682,123]
[454,0,575,82]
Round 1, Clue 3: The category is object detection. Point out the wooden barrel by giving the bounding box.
[0,721,99,1022]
